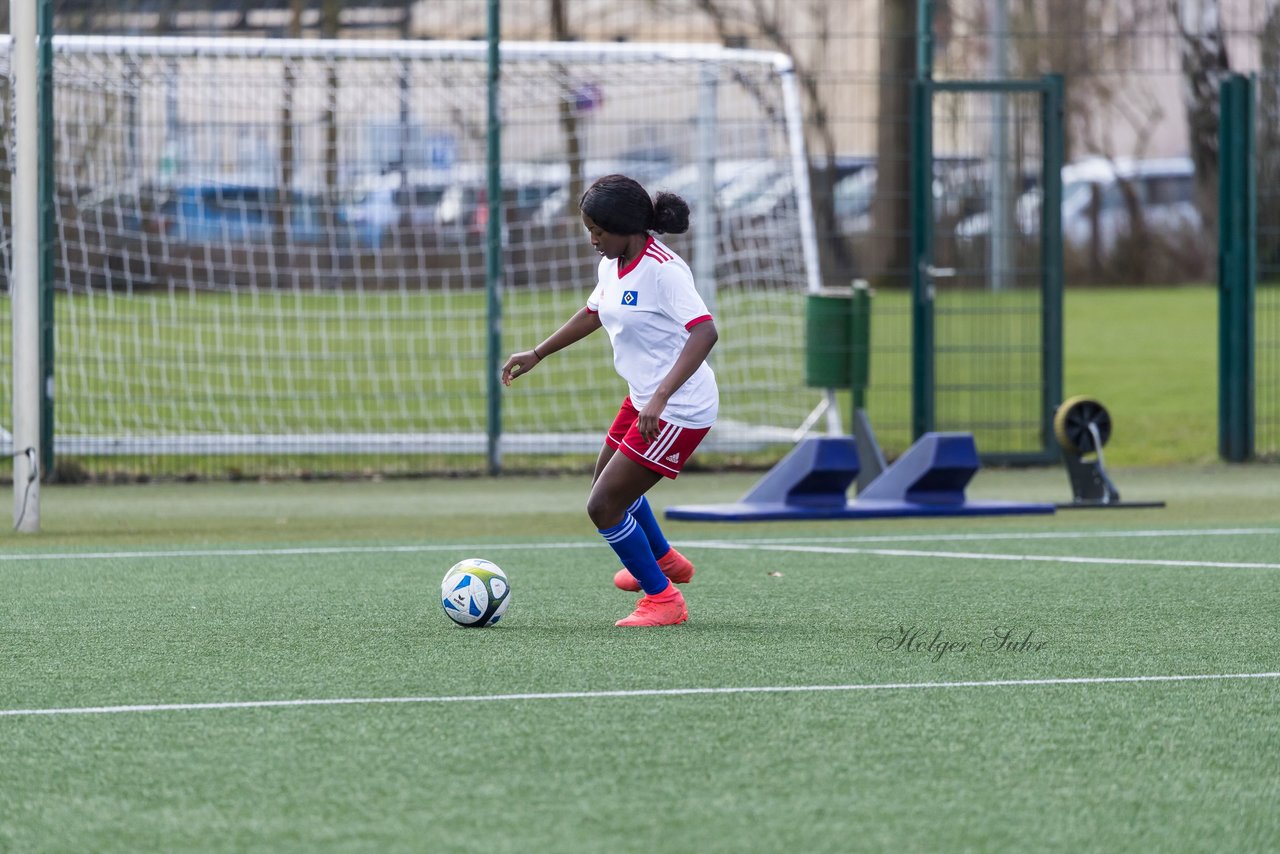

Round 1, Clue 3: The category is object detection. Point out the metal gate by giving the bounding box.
[910,75,1065,464]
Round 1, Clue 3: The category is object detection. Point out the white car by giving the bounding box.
[832,159,990,235]
[957,157,1202,252]
[340,167,459,246]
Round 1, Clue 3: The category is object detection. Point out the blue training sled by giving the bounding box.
[665,433,1056,521]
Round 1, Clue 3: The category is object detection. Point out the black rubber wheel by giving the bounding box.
[1054,396,1111,454]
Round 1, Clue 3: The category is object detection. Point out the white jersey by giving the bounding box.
[586,236,719,428]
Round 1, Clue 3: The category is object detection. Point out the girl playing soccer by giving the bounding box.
[500,174,718,627]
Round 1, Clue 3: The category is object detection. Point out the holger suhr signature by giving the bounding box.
[876,626,1049,662]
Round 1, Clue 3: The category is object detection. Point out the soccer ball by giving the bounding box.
[441,558,511,628]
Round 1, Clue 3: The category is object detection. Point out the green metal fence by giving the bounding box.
[1255,73,1280,460]
[1218,74,1255,462]
[5,1,1280,477]
[1219,71,1279,462]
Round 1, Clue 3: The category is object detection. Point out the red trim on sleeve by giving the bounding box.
[685,314,713,331]
[586,306,598,314]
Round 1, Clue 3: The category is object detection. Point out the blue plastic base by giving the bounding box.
[666,433,1056,521]
[665,497,1056,521]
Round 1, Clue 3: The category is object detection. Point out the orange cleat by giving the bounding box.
[613,547,696,592]
[615,587,689,627]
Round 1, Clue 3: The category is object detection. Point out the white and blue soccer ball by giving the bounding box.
[441,558,511,628]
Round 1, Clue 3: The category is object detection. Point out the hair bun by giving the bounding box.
[652,191,691,235]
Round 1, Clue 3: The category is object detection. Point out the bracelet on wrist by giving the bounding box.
[533,346,544,360]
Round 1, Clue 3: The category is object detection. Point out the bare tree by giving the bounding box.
[870,0,916,287]
[1172,0,1229,238]
[994,1,1165,165]
[321,0,342,235]
[1264,0,1280,128]
[1258,0,1280,264]
[1008,0,1090,162]
[550,0,587,218]
[277,0,306,232]
[1264,0,1280,129]
[991,0,1174,280]
[646,0,856,289]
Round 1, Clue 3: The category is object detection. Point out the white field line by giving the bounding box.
[0,527,1274,565]
[0,542,602,562]
[727,527,1280,545]
[694,541,1280,570]
[2,672,1277,718]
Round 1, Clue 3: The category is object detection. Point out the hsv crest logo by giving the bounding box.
[621,290,638,306]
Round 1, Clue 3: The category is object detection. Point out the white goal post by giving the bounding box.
[1,35,822,477]
[7,4,40,530]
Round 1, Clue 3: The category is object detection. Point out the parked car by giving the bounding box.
[711,156,874,223]
[832,166,879,234]
[1057,157,1200,252]
[956,157,1201,253]
[527,158,680,227]
[433,162,566,238]
[155,180,326,245]
[339,166,466,246]
[832,157,996,236]
[66,180,155,235]
[342,162,597,244]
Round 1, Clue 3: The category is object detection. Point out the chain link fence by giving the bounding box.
[2,0,1277,473]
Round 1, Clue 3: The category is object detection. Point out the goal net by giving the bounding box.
[1,36,821,476]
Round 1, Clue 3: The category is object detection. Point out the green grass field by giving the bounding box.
[2,467,1277,852]
[1063,287,1217,466]
[0,284,1227,475]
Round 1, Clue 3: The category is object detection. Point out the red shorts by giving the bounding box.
[605,397,712,479]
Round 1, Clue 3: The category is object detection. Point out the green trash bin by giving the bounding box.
[805,281,872,404]
[805,288,852,389]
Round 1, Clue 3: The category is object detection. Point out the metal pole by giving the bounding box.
[988,0,1011,292]
[485,0,503,474]
[164,59,179,183]
[910,77,935,440]
[911,0,935,439]
[39,0,55,479]
[399,56,410,184]
[1218,73,1256,461]
[12,0,41,531]
[916,0,934,79]
[1041,75,1065,457]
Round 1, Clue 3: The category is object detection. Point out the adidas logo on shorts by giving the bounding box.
[665,452,681,463]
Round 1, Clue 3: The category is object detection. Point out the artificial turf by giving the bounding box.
[0,469,1277,852]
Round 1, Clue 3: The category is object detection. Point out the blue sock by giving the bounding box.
[627,496,670,559]
[598,514,670,596]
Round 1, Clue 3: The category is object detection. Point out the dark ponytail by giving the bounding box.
[651,191,690,235]
[580,174,691,236]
